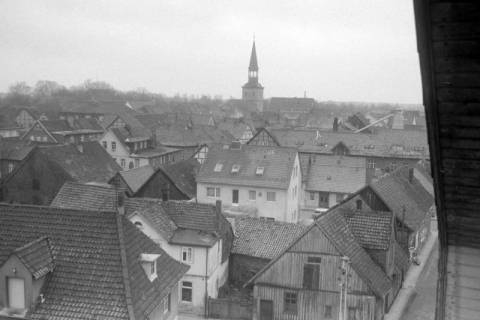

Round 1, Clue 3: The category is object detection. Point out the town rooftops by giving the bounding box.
[302,154,367,193]
[159,158,199,198]
[0,203,189,320]
[131,145,180,158]
[12,236,55,280]
[232,217,308,259]
[197,144,298,189]
[0,140,35,161]
[155,125,235,147]
[265,127,429,159]
[50,181,118,211]
[38,142,122,183]
[117,165,156,194]
[125,199,233,260]
[370,166,434,231]
[266,97,316,114]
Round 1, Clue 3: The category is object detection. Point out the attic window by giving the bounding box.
[214,162,223,172]
[140,253,161,281]
[256,167,265,176]
[231,164,241,173]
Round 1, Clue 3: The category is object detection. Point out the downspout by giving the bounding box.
[204,247,209,318]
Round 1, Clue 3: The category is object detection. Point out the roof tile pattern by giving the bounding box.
[316,210,392,297]
[0,204,188,320]
[197,144,297,189]
[232,217,308,259]
[159,159,199,198]
[343,210,393,250]
[119,165,156,194]
[13,236,54,280]
[370,166,434,230]
[50,181,118,211]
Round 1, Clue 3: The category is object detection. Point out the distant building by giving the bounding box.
[0,140,35,182]
[125,199,233,316]
[109,159,199,200]
[196,144,301,222]
[0,203,188,320]
[1,142,121,205]
[242,41,264,112]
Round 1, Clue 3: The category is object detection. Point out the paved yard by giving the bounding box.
[403,241,439,320]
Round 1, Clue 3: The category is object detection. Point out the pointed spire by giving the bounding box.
[249,41,258,71]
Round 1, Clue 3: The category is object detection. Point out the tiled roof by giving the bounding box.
[217,119,255,140]
[39,142,122,183]
[125,199,233,261]
[266,97,316,113]
[160,159,199,198]
[13,236,54,280]
[119,165,156,194]
[50,181,118,211]
[315,210,392,297]
[393,241,410,273]
[342,210,393,250]
[303,155,367,193]
[71,117,104,131]
[269,127,429,159]
[155,125,234,147]
[0,203,188,320]
[40,119,72,132]
[111,126,151,142]
[0,140,35,161]
[232,217,308,259]
[133,146,180,158]
[197,144,298,189]
[370,166,434,231]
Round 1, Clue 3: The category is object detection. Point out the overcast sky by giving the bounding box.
[0,0,422,103]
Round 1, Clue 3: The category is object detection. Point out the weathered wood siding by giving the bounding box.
[414,1,480,319]
[254,285,375,320]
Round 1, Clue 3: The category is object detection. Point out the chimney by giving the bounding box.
[408,167,414,183]
[76,144,84,153]
[333,117,339,132]
[215,200,222,231]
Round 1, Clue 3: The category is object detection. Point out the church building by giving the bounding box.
[242,41,264,112]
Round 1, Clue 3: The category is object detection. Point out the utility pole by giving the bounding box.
[338,256,351,320]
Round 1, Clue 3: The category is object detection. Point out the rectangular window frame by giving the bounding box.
[283,292,298,314]
[249,190,256,201]
[181,281,193,303]
[303,263,320,290]
[111,141,116,152]
[267,191,276,202]
[181,247,194,264]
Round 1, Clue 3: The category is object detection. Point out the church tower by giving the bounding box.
[242,41,264,112]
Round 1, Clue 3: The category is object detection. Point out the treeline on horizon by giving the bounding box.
[0,79,421,116]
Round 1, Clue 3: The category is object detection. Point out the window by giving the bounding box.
[231,164,241,173]
[348,307,358,320]
[307,256,322,264]
[135,159,140,168]
[367,158,375,169]
[120,159,126,168]
[256,166,265,175]
[214,162,223,172]
[163,293,171,314]
[232,189,239,204]
[129,161,134,169]
[134,221,143,229]
[150,261,156,275]
[303,263,320,290]
[181,247,194,264]
[207,187,221,198]
[284,292,297,314]
[32,178,40,190]
[8,163,14,173]
[324,305,332,318]
[181,281,193,302]
[249,190,256,200]
[356,200,363,210]
[309,192,315,200]
[267,192,276,201]
[111,141,116,152]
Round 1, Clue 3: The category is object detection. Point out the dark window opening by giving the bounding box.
[303,263,320,290]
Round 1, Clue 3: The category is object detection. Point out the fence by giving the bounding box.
[207,297,252,319]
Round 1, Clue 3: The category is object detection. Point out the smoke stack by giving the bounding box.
[408,167,414,183]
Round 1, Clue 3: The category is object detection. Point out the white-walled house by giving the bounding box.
[125,198,233,316]
[196,144,301,223]
[100,127,182,170]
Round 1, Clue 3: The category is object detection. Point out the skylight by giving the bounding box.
[231,164,241,173]
[214,162,223,172]
[256,167,265,175]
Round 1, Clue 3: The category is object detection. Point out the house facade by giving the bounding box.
[125,199,233,316]
[197,144,301,222]
[246,210,392,320]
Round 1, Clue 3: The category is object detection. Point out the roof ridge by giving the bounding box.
[115,214,136,320]
[13,235,49,253]
[0,202,117,215]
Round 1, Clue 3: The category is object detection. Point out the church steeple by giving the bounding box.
[242,40,264,112]
[248,41,259,84]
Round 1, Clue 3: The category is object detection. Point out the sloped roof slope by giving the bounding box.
[159,159,199,198]
[232,217,308,259]
[13,236,55,280]
[0,203,188,320]
[197,144,297,189]
[118,165,156,194]
[50,181,118,211]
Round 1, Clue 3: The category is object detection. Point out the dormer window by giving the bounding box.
[231,164,241,173]
[214,162,223,172]
[140,253,161,281]
[256,167,265,176]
